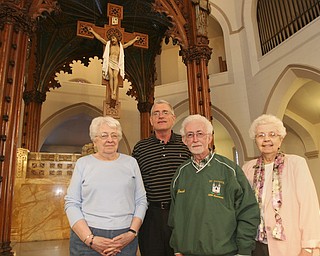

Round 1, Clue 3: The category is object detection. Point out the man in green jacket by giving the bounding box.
[168,114,260,256]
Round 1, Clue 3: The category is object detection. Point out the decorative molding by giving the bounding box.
[137,101,153,113]
[180,45,212,64]
[305,150,319,159]
[28,0,60,20]
[16,148,29,179]
[26,152,80,179]
[0,3,34,33]
[23,90,47,104]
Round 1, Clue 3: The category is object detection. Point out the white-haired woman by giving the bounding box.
[65,116,148,256]
[242,114,320,256]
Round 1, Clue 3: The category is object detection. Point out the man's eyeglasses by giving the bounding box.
[97,133,119,140]
[151,110,172,117]
[185,131,208,140]
[255,131,279,140]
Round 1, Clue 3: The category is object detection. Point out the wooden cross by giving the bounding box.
[76,3,148,118]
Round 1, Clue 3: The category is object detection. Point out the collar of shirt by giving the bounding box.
[192,150,213,170]
[151,131,177,144]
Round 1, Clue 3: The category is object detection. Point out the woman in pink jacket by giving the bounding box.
[242,114,320,256]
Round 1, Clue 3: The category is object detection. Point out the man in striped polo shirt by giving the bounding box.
[132,100,191,256]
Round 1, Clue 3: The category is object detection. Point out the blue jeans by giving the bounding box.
[70,227,138,256]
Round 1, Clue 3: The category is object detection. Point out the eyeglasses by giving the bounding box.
[185,131,208,140]
[96,133,118,140]
[151,110,172,117]
[255,131,279,140]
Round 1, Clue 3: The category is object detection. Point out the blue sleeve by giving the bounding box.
[64,159,85,227]
[133,159,148,221]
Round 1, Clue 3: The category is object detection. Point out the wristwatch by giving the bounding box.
[128,228,138,237]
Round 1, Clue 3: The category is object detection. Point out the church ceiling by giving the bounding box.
[35,0,172,102]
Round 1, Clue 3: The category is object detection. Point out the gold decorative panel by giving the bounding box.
[12,149,82,242]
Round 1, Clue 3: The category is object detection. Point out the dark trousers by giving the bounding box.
[252,241,269,256]
[138,206,174,256]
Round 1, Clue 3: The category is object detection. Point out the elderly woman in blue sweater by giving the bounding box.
[65,116,147,256]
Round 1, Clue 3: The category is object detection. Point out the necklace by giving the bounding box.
[253,151,286,241]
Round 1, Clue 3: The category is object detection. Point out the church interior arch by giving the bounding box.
[39,102,131,155]
[265,65,320,158]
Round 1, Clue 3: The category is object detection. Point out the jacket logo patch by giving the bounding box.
[208,180,224,199]
[177,189,185,194]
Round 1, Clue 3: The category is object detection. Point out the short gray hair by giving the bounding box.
[89,116,123,141]
[180,114,213,136]
[249,114,286,139]
[150,99,175,115]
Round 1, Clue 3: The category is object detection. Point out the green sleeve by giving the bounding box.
[234,165,260,254]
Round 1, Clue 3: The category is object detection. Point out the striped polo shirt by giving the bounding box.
[132,132,191,202]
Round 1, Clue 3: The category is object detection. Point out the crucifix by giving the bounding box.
[77,3,148,118]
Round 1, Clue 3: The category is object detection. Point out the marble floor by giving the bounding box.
[10,240,320,256]
[11,239,69,256]
[11,239,142,256]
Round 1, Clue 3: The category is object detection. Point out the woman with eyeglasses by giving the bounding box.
[65,116,147,256]
[242,114,320,256]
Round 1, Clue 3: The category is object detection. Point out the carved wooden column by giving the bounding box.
[126,47,157,140]
[181,46,212,119]
[137,101,153,140]
[154,0,213,121]
[0,1,57,254]
[0,2,32,254]
[21,90,46,151]
[21,29,47,152]
[181,0,212,121]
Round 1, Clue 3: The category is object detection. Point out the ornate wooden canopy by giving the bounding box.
[0,1,213,254]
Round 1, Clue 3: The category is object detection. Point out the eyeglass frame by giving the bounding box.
[151,110,173,117]
[255,131,280,140]
[184,131,210,140]
[96,132,119,140]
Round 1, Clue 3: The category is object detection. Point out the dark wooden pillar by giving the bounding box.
[181,46,212,119]
[21,90,45,151]
[181,0,212,121]
[137,102,153,140]
[0,3,31,254]
[21,31,46,152]
[126,46,157,141]
[154,0,213,121]
[0,1,57,254]
[21,30,46,152]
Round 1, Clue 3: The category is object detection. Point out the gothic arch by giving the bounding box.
[211,106,247,165]
[283,114,318,158]
[265,65,320,156]
[172,99,246,165]
[209,0,245,34]
[39,102,131,154]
